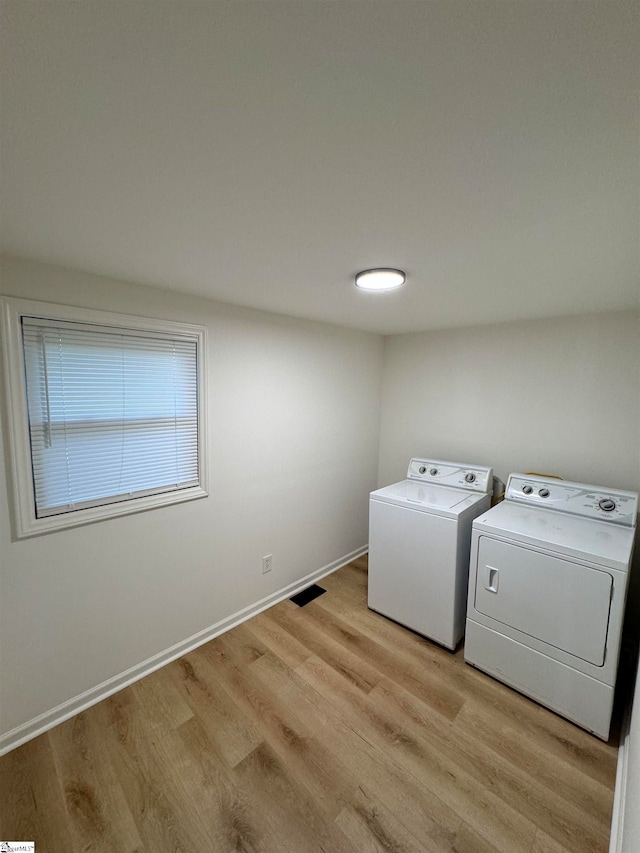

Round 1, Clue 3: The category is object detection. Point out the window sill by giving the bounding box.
[13,485,209,539]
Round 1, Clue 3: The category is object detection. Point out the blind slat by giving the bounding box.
[22,316,200,518]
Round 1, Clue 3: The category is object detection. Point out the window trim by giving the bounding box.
[1,297,208,538]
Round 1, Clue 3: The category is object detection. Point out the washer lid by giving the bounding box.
[370,479,488,519]
[473,500,636,571]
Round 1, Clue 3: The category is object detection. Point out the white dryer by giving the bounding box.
[465,473,638,740]
[368,458,493,649]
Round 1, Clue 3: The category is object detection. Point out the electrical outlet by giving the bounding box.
[262,554,272,574]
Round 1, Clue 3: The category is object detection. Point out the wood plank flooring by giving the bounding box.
[0,556,619,852]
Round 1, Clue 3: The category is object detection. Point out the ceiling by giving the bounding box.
[1,1,638,335]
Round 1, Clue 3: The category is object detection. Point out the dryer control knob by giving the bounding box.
[599,498,616,512]
[539,488,550,498]
[418,466,426,474]
[522,485,533,494]
[429,468,438,476]
[464,472,476,483]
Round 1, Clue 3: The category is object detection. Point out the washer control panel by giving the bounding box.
[506,474,638,526]
[407,459,493,493]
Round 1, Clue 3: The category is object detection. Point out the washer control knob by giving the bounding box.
[539,488,550,498]
[522,485,533,494]
[418,466,426,474]
[464,472,476,483]
[599,498,616,512]
[429,468,438,476]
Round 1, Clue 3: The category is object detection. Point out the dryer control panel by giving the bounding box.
[506,474,638,526]
[407,459,493,493]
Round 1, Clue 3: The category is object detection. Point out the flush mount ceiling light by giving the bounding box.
[355,268,406,292]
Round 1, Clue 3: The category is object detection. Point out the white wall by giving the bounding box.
[612,666,640,853]
[0,256,384,745]
[379,311,640,494]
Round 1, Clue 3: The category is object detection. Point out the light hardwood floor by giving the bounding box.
[1,557,619,852]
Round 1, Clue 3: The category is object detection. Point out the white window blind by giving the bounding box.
[21,316,200,518]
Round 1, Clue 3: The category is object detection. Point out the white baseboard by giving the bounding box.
[0,545,367,756]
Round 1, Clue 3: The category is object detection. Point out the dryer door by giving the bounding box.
[473,536,613,666]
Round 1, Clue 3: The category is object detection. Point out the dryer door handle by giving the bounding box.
[485,566,499,594]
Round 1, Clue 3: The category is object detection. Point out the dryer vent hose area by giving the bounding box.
[524,472,564,480]
[492,477,506,506]
[491,471,563,506]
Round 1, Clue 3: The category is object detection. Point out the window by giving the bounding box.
[1,298,207,537]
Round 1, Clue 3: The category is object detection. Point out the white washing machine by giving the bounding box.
[465,473,638,740]
[368,458,493,649]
